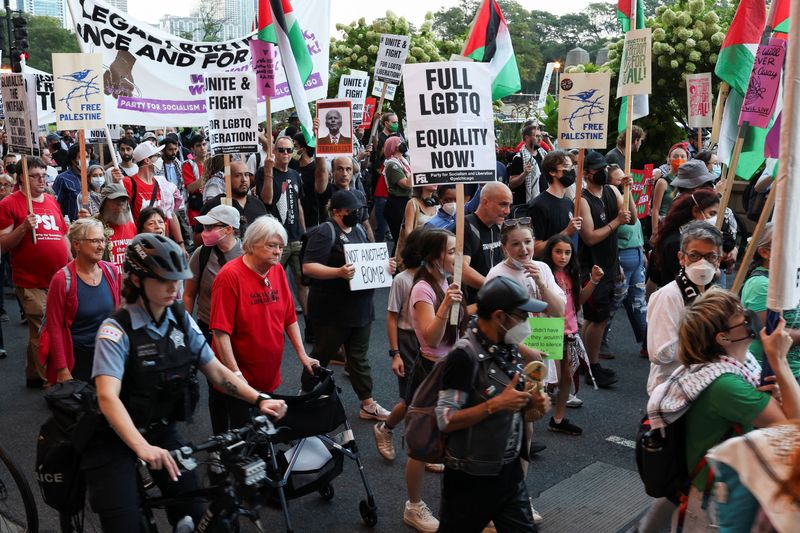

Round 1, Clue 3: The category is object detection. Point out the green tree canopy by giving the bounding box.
[18,14,80,73]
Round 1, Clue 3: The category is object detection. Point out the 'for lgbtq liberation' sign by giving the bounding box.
[204,72,258,155]
[52,53,105,130]
[686,73,713,128]
[558,72,610,150]
[404,62,496,186]
[338,71,369,125]
[1,73,39,155]
[739,38,786,129]
[374,34,410,85]
[617,28,652,97]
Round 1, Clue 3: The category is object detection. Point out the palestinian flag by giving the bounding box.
[773,0,790,34]
[715,0,768,179]
[617,0,648,132]
[462,0,521,101]
[258,0,315,146]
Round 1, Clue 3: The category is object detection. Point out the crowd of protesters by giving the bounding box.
[0,116,797,532]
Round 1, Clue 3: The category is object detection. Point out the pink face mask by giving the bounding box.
[201,228,224,247]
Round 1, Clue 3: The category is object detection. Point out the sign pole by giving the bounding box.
[370,84,388,146]
[222,153,232,207]
[98,142,104,167]
[710,82,730,149]
[78,130,89,210]
[623,97,634,211]
[732,184,777,293]
[104,127,119,168]
[264,96,272,200]
[450,183,465,325]
[21,157,36,244]
[574,149,585,215]
[716,123,748,230]
[697,128,702,151]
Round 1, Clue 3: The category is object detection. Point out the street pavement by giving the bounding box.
[0,284,656,532]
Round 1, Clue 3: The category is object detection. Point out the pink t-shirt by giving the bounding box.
[410,278,452,360]
[554,270,579,334]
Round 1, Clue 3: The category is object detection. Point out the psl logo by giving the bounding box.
[416,174,428,184]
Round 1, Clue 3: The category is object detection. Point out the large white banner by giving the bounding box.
[404,62,496,186]
[558,72,611,150]
[65,0,330,126]
[205,72,258,155]
[1,73,39,155]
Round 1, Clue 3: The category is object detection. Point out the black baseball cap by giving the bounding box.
[477,277,547,316]
[330,189,363,211]
[584,150,607,170]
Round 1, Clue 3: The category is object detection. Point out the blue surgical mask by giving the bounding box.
[712,164,722,178]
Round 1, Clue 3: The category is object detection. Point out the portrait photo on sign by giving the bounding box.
[316,99,353,155]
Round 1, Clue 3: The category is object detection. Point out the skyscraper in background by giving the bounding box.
[22,0,65,26]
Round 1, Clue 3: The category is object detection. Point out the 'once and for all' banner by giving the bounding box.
[404,62,496,186]
[617,28,652,97]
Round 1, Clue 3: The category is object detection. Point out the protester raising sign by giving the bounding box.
[1,73,39,155]
[617,28,652,98]
[338,71,369,125]
[557,72,611,150]
[204,72,258,155]
[630,164,654,219]
[739,38,786,129]
[52,53,105,130]
[404,62,496,186]
[316,99,353,156]
[374,34,410,85]
[686,73,713,128]
[343,242,393,291]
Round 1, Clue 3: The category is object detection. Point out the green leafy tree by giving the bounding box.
[329,11,460,118]
[195,0,227,41]
[18,14,80,72]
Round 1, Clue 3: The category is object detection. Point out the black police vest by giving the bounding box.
[113,305,200,431]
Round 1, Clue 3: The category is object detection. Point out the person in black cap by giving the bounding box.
[435,276,550,532]
[577,150,633,388]
[302,189,396,419]
[46,132,68,172]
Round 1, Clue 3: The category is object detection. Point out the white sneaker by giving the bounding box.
[359,401,390,421]
[530,504,543,525]
[403,500,439,533]
[373,422,396,460]
[566,394,583,408]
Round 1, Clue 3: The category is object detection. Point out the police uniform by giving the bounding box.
[84,300,214,532]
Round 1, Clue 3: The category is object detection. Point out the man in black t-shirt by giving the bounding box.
[196,160,268,241]
[258,136,307,314]
[578,151,633,387]
[529,150,582,258]
[313,155,374,241]
[463,182,512,302]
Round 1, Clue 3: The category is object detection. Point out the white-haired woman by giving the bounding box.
[208,215,318,433]
[40,218,121,384]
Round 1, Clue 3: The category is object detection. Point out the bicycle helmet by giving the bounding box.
[125,234,192,280]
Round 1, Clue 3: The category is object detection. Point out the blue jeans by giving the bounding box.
[372,196,388,243]
[607,247,647,344]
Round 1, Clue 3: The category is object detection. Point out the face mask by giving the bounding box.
[398,142,408,155]
[157,135,165,142]
[5,164,15,174]
[342,211,360,227]
[670,158,687,173]
[705,215,717,227]
[501,314,532,345]
[389,123,399,133]
[727,309,762,343]
[441,202,456,216]
[712,164,722,178]
[201,228,224,247]
[423,196,437,207]
[291,150,301,161]
[91,176,105,189]
[509,258,527,270]
[559,168,576,188]
[684,258,716,286]
[592,169,607,186]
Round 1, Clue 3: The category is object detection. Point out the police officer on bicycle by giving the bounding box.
[86,234,287,531]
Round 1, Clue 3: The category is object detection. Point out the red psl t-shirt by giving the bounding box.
[107,221,136,274]
[124,175,163,222]
[209,257,297,392]
[0,191,68,288]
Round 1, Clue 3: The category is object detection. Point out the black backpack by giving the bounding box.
[36,380,103,513]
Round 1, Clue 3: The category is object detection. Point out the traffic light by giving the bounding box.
[11,16,28,73]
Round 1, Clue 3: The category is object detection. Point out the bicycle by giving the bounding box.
[0,442,38,532]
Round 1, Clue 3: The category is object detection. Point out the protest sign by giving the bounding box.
[343,242,392,291]
[630,164,654,219]
[617,28,652,97]
[87,125,121,143]
[204,72,258,155]
[360,97,377,130]
[523,317,565,360]
[65,0,330,125]
[373,34,410,85]
[338,71,369,125]
[557,72,611,149]
[404,62,496,185]
[21,65,55,125]
[249,39,278,98]
[316,99,353,156]
[1,73,39,155]
[52,53,105,130]
[739,38,785,129]
[371,79,396,101]
[686,73,713,128]
[536,62,556,112]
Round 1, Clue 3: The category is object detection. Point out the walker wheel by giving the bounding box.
[359,499,378,527]
[319,483,334,501]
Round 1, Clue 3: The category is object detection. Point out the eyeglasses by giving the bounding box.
[503,217,532,228]
[28,174,47,182]
[276,147,293,154]
[685,251,720,263]
[721,311,750,332]
[264,242,285,251]
[81,238,106,245]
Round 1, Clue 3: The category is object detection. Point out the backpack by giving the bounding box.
[299,221,367,286]
[404,353,479,464]
[741,178,769,222]
[196,244,229,289]
[36,380,102,513]
[185,160,204,211]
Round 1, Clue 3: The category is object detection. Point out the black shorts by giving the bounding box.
[405,355,435,404]
[397,329,420,402]
[582,278,614,322]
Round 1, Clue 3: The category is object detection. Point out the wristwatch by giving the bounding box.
[254,392,272,408]
[389,349,400,358]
